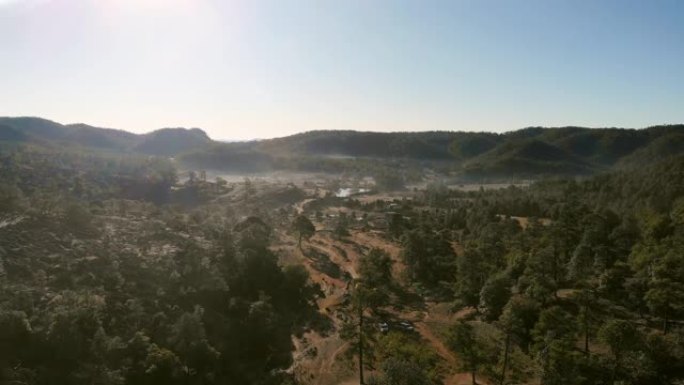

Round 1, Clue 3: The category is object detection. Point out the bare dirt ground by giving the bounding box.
[496,215,552,229]
[273,182,512,385]
[448,182,531,192]
[271,180,545,384]
[274,229,358,385]
[274,191,482,385]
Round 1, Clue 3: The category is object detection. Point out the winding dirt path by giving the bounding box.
[281,195,483,385]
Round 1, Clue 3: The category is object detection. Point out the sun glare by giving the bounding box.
[102,0,195,10]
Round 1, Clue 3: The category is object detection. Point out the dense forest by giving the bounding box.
[1,124,684,385]
[350,155,684,385]
[2,117,684,179]
[0,146,321,384]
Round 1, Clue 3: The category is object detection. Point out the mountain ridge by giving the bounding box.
[0,117,211,155]
[1,116,683,178]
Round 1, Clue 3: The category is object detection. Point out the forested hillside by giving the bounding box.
[179,125,684,178]
[0,117,210,156]
[2,117,684,179]
[0,146,321,384]
[3,0,682,383]
[329,155,684,384]
[1,140,683,384]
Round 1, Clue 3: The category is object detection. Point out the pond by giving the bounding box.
[335,187,370,197]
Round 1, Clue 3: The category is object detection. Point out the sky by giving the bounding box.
[1,0,683,140]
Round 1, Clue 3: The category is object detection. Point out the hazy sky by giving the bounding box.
[1,0,683,140]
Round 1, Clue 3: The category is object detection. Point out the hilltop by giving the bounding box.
[0,117,210,156]
[1,116,683,179]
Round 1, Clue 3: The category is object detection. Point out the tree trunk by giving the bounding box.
[584,302,590,355]
[584,329,590,355]
[471,370,477,385]
[500,333,510,385]
[359,302,364,385]
[612,353,621,385]
[552,245,560,292]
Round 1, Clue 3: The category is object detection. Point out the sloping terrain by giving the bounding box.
[275,193,486,385]
[0,117,210,155]
[2,116,684,179]
[179,124,684,178]
[462,138,595,177]
[617,131,684,167]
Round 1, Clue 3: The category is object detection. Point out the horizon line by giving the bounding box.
[2,115,683,142]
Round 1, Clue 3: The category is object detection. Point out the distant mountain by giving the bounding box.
[1,116,683,179]
[180,125,684,178]
[462,138,595,177]
[0,124,28,142]
[0,117,211,155]
[617,131,684,167]
[448,133,501,160]
[254,130,458,159]
[134,128,211,156]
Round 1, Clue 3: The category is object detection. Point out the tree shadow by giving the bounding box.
[389,284,426,312]
[303,246,342,279]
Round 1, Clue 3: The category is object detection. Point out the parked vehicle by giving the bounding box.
[398,320,414,332]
